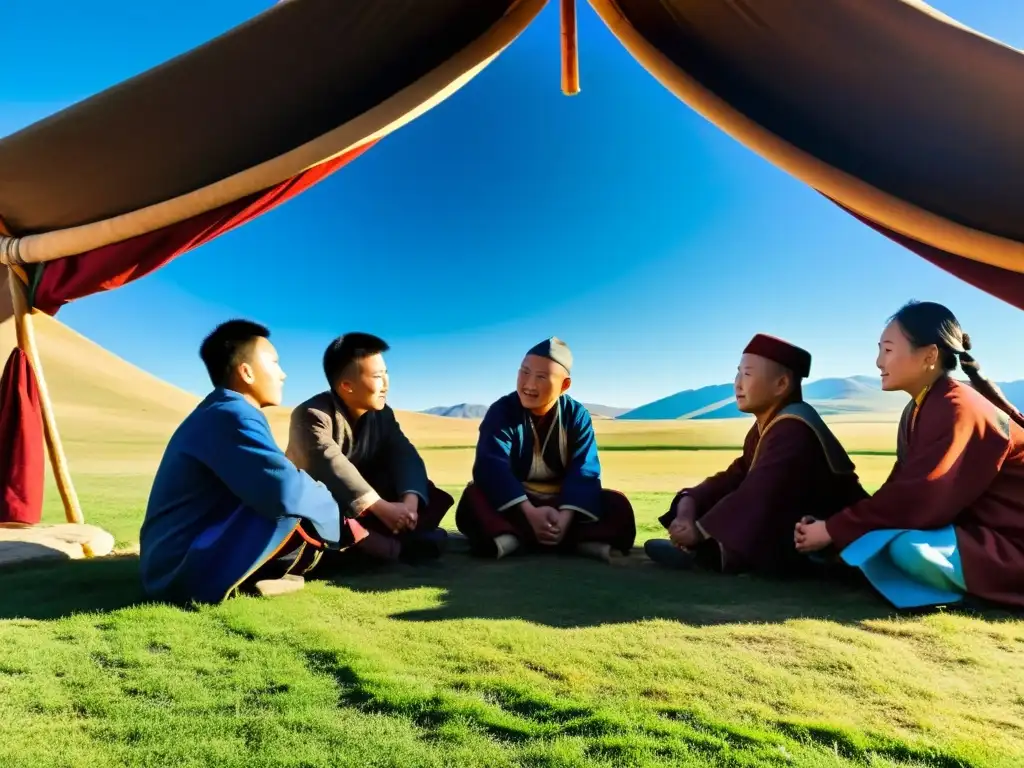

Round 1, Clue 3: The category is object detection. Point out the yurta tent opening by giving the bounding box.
[3,0,1024,549]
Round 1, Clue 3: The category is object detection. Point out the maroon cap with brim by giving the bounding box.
[743,334,811,379]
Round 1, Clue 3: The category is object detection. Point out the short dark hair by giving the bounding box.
[199,319,270,388]
[323,332,389,387]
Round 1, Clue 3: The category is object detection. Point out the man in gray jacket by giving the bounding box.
[286,333,452,565]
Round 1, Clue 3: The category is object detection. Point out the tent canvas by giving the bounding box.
[2,0,1024,531]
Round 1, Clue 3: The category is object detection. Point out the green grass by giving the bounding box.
[4,471,1022,767]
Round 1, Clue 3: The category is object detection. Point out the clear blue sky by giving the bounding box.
[4,1,1024,410]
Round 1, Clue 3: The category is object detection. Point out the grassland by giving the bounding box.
[2,315,1023,767]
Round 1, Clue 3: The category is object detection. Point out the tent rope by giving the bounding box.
[0,235,22,266]
[560,0,580,95]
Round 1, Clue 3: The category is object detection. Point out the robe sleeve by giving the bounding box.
[558,405,603,521]
[472,402,528,512]
[695,420,818,539]
[670,428,755,518]
[826,396,1009,550]
[190,410,342,545]
[286,405,380,517]
[384,410,429,504]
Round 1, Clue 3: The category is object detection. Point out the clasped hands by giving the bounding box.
[668,497,834,554]
[522,502,573,546]
[793,516,832,553]
[667,496,702,550]
[371,494,420,534]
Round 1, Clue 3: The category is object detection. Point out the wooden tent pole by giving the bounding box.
[560,0,580,95]
[7,266,84,525]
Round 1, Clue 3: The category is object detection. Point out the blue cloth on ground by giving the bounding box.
[840,526,966,609]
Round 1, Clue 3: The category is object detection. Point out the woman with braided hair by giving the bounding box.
[795,301,1024,609]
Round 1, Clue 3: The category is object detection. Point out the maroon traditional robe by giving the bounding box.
[662,401,869,575]
[826,376,1024,608]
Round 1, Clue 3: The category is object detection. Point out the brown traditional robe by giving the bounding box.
[826,376,1024,608]
[662,401,869,575]
[285,391,452,561]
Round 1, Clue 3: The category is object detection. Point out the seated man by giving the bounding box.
[286,333,452,566]
[455,337,636,561]
[140,320,356,605]
[645,333,869,576]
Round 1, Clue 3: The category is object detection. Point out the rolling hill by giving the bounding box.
[617,374,1024,421]
[0,312,482,465]
[423,402,629,419]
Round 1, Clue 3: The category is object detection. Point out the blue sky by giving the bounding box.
[4,1,1024,410]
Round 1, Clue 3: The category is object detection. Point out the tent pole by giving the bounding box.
[7,266,84,525]
[560,0,580,95]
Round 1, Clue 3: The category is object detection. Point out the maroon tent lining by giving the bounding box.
[0,0,517,233]
[33,141,377,315]
[0,348,44,526]
[830,196,1024,311]
[616,0,1024,244]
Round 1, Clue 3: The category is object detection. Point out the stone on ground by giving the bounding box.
[0,523,116,567]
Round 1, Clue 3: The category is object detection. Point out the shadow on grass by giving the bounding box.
[0,547,1018,629]
[0,553,144,620]
[324,545,1021,629]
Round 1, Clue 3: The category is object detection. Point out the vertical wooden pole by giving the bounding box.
[560,0,580,95]
[7,266,84,525]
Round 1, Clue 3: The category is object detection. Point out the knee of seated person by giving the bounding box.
[887,531,925,570]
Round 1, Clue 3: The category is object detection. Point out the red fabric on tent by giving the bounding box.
[830,199,1024,312]
[0,348,44,525]
[32,141,377,315]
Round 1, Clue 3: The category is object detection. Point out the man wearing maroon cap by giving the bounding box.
[645,333,869,576]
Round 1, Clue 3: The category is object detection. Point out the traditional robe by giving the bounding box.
[285,391,453,559]
[662,401,869,575]
[826,376,1024,609]
[139,388,349,605]
[455,393,636,552]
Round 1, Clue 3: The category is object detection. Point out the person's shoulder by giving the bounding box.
[190,389,269,434]
[561,394,594,423]
[293,390,334,414]
[485,392,520,417]
[763,409,822,446]
[290,391,335,423]
[919,377,987,432]
[378,403,401,425]
[939,377,1017,443]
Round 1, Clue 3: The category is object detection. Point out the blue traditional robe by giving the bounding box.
[473,392,603,520]
[139,388,342,604]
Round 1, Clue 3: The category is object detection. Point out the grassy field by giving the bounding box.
[3,315,1024,767]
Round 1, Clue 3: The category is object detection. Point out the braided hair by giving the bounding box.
[890,300,1024,428]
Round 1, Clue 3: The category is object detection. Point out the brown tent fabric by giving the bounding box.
[2,0,1024,318]
[593,0,1024,282]
[606,0,1024,243]
[0,0,525,236]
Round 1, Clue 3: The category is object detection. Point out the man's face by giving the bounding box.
[517,354,569,413]
[339,353,389,412]
[733,353,790,415]
[238,336,286,407]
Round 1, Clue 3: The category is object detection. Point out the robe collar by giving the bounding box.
[756,391,803,435]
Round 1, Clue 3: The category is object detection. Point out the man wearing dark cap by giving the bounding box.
[645,333,868,576]
[455,337,636,562]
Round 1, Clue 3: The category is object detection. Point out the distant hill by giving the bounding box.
[616,383,735,420]
[619,375,1024,420]
[422,402,630,420]
[422,404,489,419]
